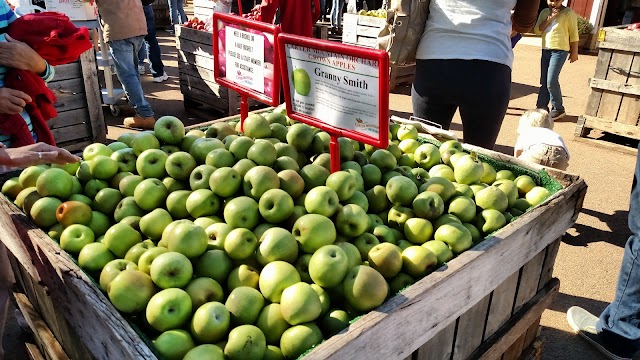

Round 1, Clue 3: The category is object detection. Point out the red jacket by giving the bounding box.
[260,0,321,37]
[0,12,92,147]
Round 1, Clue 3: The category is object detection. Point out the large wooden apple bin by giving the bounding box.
[0,120,586,359]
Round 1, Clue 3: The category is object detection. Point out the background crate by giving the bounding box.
[192,0,213,20]
[175,26,263,117]
[48,49,106,153]
[152,0,171,29]
[0,139,586,360]
[576,25,640,140]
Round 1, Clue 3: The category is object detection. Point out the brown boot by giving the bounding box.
[123,115,155,129]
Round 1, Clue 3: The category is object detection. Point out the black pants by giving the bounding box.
[411,59,511,150]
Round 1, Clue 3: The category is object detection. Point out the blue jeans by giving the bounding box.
[330,0,345,28]
[138,5,164,75]
[536,49,568,112]
[109,36,154,117]
[597,142,640,358]
[169,0,187,25]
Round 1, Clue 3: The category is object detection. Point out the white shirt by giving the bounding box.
[415,0,517,68]
[515,128,570,156]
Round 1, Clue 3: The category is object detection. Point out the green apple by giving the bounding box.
[259,261,301,303]
[1,177,22,200]
[107,269,156,313]
[47,223,65,242]
[514,175,537,196]
[422,240,454,265]
[361,164,382,189]
[110,171,133,190]
[224,228,258,260]
[150,251,193,289]
[259,189,294,224]
[190,301,229,343]
[428,164,455,182]
[372,224,395,244]
[274,156,300,172]
[320,309,350,337]
[280,323,323,359]
[133,178,168,211]
[83,143,113,161]
[304,186,339,217]
[278,170,305,199]
[232,158,257,178]
[18,165,47,189]
[154,116,185,145]
[420,177,456,202]
[30,197,62,228]
[525,186,551,206]
[292,68,311,96]
[496,170,516,181]
[205,148,236,168]
[243,114,272,139]
[87,155,119,180]
[67,193,92,207]
[189,164,216,190]
[166,221,208,258]
[83,179,107,199]
[184,344,224,360]
[59,224,94,254]
[55,200,92,227]
[113,196,145,223]
[224,196,260,229]
[35,168,73,199]
[91,188,122,216]
[475,186,509,212]
[225,324,266,360]
[367,242,403,278]
[123,239,155,264]
[52,161,81,176]
[78,242,115,273]
[343,265,388,312]
[493,179,519,207]
[136,149,168,179]
[388,205,415,230]
[369,149,397,172]
[480,163,497,184]
[180,135,200,153]
[229,136,255,160]
[447,196,477,223]
[256,227,299,265]
[185,189,220,218]
[414,143,441,170]
[365,185,389,214]
[138,247,169,274]
[294,254,312,282]
[464,223,483,243]
[386,176,419,206]
[190,137,225,164]
[308,244,348,287]
[433,213,463,230]
[292,214,336,253]
[475,209,507,234]
[131,132,160,156]
[243,166,280,200]
[398,139,421,154]
[206,122,236,140]
[118,174,143,197]
[256,304,290,345]
[389,273,415,295]
[352,232,380,259]
[205,222,232,250]
[312,131,330,154]
[343,191,369,212]
[208,167,241,198]
[139,208,172,241]
[298,164,329,192]
[324,171,355,201]
[335,204,370,237]
[334,242,362,270]
[161,145,181,155]
[412,191,444,220]
[247,140,277,166]
[164,151,196,180]
[154,330,195,360]
[146,288,192,331]
[403,217,434,244]
[99,259,138,291]
[434,223,473,254]
[470,183,489,196]
[227,264,260,291]
[280,282,322,325]
[102,223,142,258]
[195,249,233,283]
[116,133,136,147]
[401,246,437,277]
[165,190,191,219]
[225,286,265,325]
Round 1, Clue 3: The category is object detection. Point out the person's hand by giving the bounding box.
[0,35,47,74]
[0,143,80,168]
[0,88,31,115]
[569,52,579,63]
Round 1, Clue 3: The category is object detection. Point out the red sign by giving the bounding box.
[212,12,281,124]
[277,34,389,172]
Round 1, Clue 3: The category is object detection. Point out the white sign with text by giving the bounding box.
[225,26,265,93]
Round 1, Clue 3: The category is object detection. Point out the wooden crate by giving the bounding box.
[192,0,213,21]
[48,49,106,153]
[576,25,640,140]
[152,0,171,29]
[175,25,264,117]
[0,136,587,360]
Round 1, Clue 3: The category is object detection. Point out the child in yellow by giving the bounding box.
[534,0,580,120]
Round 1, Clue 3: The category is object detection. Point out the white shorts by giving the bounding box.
[519,143,569,171]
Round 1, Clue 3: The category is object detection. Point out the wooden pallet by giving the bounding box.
[176,25,264,117]
[48,49,106,153]
[576,25,640,140]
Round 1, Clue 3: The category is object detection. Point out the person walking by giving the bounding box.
[567,143,640,360]
[137,4,169,83]
[167,0,187,34]
[95,0,156,129]
[329,0,345,34]
[411,0,540,150]
[533,0,579,120]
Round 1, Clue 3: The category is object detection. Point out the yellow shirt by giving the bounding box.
[534,8,579,51]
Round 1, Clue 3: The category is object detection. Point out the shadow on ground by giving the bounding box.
[564,208,631,248]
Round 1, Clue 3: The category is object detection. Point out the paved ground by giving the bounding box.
[4,10,639,360]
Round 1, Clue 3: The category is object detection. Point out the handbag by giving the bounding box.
[378,0,430,65]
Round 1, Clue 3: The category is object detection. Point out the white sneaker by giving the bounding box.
[566,306,632,360]
[138,64,145,75]
[153,72,169,83]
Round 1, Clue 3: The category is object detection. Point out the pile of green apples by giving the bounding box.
[0,111,553,360]
[357,9,388,18]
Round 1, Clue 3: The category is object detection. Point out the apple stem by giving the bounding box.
[470,151,478,162]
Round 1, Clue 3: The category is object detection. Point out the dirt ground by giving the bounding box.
[4,9,639,360]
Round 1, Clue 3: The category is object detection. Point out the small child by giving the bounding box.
[534,0,580,120]
[514,109,570,170]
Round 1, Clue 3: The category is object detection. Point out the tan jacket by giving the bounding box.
[96,0,147,43]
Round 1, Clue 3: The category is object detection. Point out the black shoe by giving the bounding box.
[567,306,632,360]
[550,109,566,120]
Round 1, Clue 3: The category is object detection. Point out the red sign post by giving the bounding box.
[277,34,390,173]
[212,12,281,130]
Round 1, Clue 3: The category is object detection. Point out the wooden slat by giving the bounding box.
[79,50,107,143]
[47,78,85,95]
[537,238,562,292]
[50,123,92,143]
[514,251,547,313]
[13,292,69,360]
[48,108,90,130]
[25,342,46,360]
[483,271,520,341]
[582,114,640,139]
[522,320,541,357]
[178,51,215,71]
[596,51,634,122]
[176,38,214,59]
[590,77,640,97]
[303,167,586,360]
[52,92,87,113]
[415,320,456,360]
[616,53,640,126]
[469,278,560,360]
[180,84,230,113]
[176,26,214,46]
[179,62,221,88]
[584,49,613,117]
[56,140,93,153]
[501,333,527,360]
[599,27,640,52]
[452,294,491,360]
[193,0,214,9]
[51,63,81,82]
